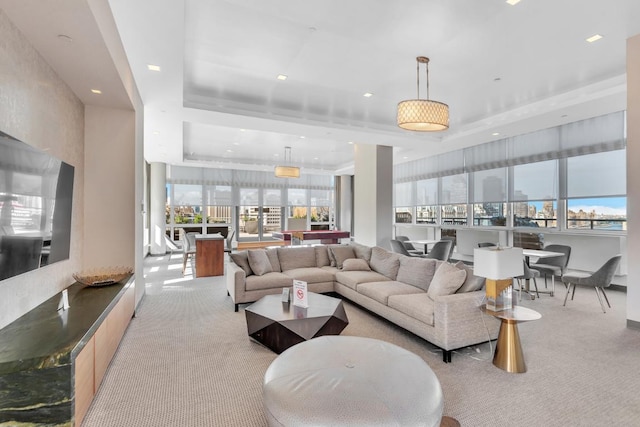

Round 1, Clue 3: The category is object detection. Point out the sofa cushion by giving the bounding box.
[357,281,425,305]
[245,272,292,291]
[277,247,317,271]
[315,246,331,267]
[454,261,485,293]
[282,267,335,284]
[230,251,253,276]
[342,258,371,272]
[388,293,435,326]
[395,257,438,291]
[349,241,372,262]
[427,262,467,300]
[266,248,282,273]
[330,246,357,269]
[247,249,273,276]
[369,246,401,280]
[335,270,390,291]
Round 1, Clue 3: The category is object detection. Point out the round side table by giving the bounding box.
[482,305,541,373]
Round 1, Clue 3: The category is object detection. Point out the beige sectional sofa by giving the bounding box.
[227,242,500,362]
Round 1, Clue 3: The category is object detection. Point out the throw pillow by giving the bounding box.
[454,261,485,293]
[326,244,345,267]
[349,241,373,262]
[266,248,281,272]
[315,246,331,267]
[341,258,371,272]
[395,256,437,291]
[230,251,253,276]
[369,246,401,280]
[247,250,273,276]
[330,246,357,269]
[427,262,467,300]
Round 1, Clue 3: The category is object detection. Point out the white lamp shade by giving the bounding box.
[473,247,524,279]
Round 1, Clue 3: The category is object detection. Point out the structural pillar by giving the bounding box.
[150,162,167,255]
[626,34,640,329]
[353,145,393,247]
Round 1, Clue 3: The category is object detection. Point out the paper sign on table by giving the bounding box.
[292,280,308,308]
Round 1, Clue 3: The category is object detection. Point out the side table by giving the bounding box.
[482,305,541,373]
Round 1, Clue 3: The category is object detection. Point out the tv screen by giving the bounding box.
[0,130,74,280]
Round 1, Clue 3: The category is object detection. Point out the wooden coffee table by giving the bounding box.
[245,292,349,354]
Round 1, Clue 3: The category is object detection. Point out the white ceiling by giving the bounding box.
[3,0,640,175]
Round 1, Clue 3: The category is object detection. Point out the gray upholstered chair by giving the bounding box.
[424,239,453,261]
[395,235,424,255]
[477,242,497,248]
[224,228,235,254]
[182,232,197,275]
[390,239,423,257]
[529,244,572,296]
[440,236,456,260]
[561,255,621,313]
[515,260,540,300]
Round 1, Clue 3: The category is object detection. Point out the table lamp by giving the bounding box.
[474,247,523,312]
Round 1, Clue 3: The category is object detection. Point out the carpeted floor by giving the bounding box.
[82,253,640,426]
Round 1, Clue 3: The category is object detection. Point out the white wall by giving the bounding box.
[353,145,393,247]
[626,34,640,327]
[84,105,136,268]
[0,10,85,329]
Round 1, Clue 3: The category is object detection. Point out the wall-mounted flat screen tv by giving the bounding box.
[0,130,74,281]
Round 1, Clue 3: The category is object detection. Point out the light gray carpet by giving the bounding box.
[82,254,640,426]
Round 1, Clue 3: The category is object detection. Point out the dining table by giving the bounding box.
[520,248,564,297]
[406,239,439,254]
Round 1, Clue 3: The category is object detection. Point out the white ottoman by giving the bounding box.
[263,336,444,426]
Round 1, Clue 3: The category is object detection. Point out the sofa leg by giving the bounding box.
[234,303,239,312]
[227,290,230,296]
[443,350,452,363]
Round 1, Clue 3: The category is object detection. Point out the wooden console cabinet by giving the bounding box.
[0,276,135,426]
[195,233,224,277]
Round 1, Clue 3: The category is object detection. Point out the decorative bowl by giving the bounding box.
[73,266,133,287]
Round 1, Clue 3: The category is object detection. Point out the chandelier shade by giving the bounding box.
[397,99,449,131]
[274,146,300,178]
[397,56,449,132]
[274,165,300,178]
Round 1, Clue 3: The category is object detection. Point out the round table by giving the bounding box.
[263,336,444,426]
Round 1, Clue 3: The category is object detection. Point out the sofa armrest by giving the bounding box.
[226,262,246,305]
[433,291,499,350]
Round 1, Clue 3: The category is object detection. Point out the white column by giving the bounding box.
[149,162,167,255]
[337,175,353,233]
[626,34,640,328]
[353,145,393,247]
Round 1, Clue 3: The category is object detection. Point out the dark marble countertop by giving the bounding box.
[0,275,134,374]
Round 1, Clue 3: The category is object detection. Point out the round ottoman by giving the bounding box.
[263,336,444,426]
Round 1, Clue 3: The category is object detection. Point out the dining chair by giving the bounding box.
[561,255,621,313]
[477,242,497,248]
[395,235,424,255]
[182,232,197,275]
[529,244,571,296]
[440,236,456,260]
[424,240,453,261]
[224,228,236,254]
[390,239,423,257]
[515,260,540,301]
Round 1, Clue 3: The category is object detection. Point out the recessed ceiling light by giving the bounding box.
[153,131,160,135]
[233,142,240,146]
[363,92,373,98]
[492,132,500,136]
[91,89,102,94]
[147,64,161,71]
[586,34,603,43]
[314,157,319,160]
[239,129,246,132]
[506,0,521,5]
[300,136,306,139]
[347,141,354,145]
[277,74,288,80]
[403,156,409,160]
[226,149,233,153]
[57,34,73,43]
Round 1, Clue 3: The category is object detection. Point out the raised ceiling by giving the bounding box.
[3,0,640,175]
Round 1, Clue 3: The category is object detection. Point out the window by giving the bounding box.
[395,207,413,224]
[472,168,506,227]
[566,150,626,231]
[205,185,232,224]
[441,174,467,225]
[512,160,558,228]
[416,179,437,224]
[310,189,332,225]
[173,184,203,224]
